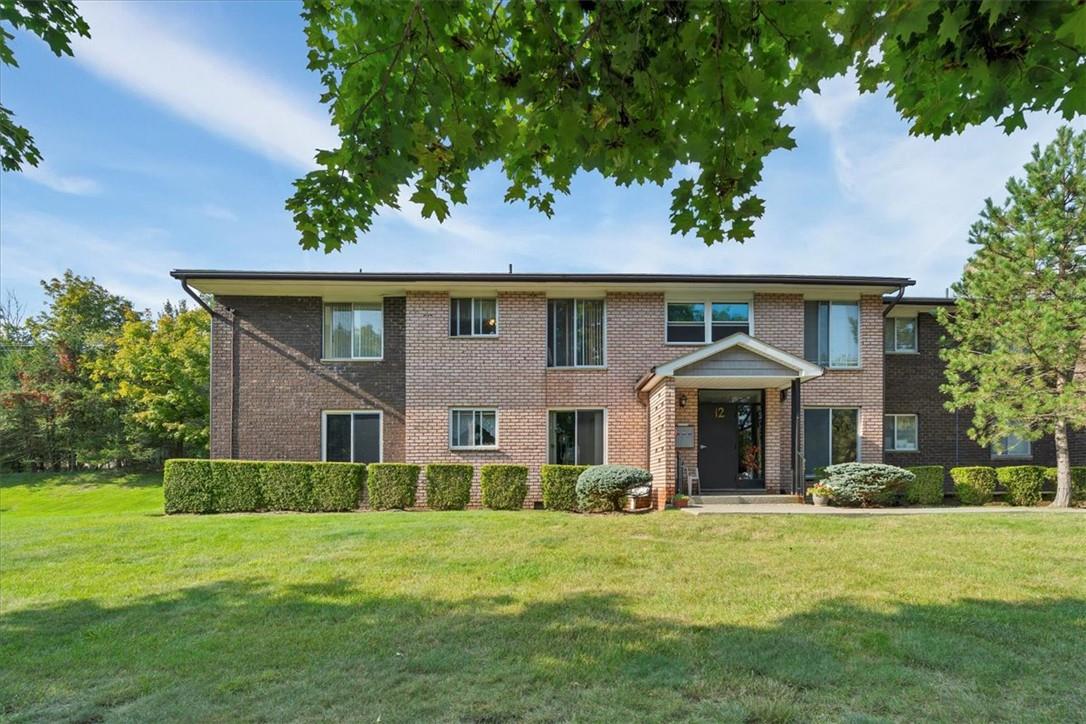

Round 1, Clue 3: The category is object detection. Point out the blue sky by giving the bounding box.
[1,1,1082,314]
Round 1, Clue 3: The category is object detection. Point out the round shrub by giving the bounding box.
[904,465,945,506]
[480,465,528,510]
[426,464,473,510]
[163,459,213,514]
[576,465,653,513]
[823,463,914,507]
[540,464,588,511]
[950,466,996,505]
[367,463,420,510]
[310,462,365,511]
[997,466,1047,507]
[211,460,264,512]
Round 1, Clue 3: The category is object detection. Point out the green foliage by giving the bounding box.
[310,462,365,512]
[950,467,997,506]
[210,460,263,513]
[262,462,315,512]
[540,464,587,512]
[823,463,915,507]
[996,466,1047,507]
[425,464,473,510]
[0,0,91,171]
[367,463,420,510]
[939,127,1086,507]
[163,459,213,514]
[479,464,528,510]
[576,465,653,513]
[1075,468,1086,505]
[904,466,945,506]
[291,1,1086,253]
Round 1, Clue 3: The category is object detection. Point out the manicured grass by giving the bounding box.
[2,473,1084,722]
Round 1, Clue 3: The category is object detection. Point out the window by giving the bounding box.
[992,432,1031,459]
[804,301,860,368]
[323,302,383,359]
[547,299,605,367]
[884,316,917,353]
[884,414,918,451]
[666,301,749,343]
[449,409,498,449]
[323,411,381,462]
[548,409,604,465]
[450,298,498,336]
[804,408,858,477]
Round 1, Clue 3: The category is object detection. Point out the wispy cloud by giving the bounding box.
[21,163,102,195]
[72,1,337,171]
[200,203,238,222]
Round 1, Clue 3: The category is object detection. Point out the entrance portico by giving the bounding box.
[637,334,823,508]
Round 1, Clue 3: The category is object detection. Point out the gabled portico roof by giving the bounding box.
[637,333,824,393]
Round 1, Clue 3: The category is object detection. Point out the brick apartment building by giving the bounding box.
[173,270,1085,509]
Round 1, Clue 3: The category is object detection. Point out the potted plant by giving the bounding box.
[671,493,690,509]
[809,483,833,507]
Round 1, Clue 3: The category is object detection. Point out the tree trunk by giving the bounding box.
[1052,418,1072,508]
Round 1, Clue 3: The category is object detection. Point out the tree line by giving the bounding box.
[0,271,209,471]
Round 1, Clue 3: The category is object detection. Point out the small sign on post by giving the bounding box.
[675,424,694,448]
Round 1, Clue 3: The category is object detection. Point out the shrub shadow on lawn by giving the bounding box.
[1,582,1083,722]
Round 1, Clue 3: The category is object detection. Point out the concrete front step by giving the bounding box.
[693,494,802,505]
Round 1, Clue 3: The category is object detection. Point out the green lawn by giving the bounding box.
[2,474,1084,723]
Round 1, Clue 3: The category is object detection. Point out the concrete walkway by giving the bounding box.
[682,501,1086,516]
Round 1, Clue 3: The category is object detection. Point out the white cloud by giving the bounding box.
[72,1,338,171]
[21,163,102,195]
[200,203,238,222]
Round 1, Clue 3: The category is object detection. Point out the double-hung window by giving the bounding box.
[450,409,498,449]
[804,301,860,368]
[884,316,918,353]
[323,302,383,359]
[548,409,605,465]
[450,298,498,336]
[666,302,749,344]
[804,408,858,477]
[547,299,605,367]
[884,414,918,451]
[991,432,1031,459]
[323,411,381,463]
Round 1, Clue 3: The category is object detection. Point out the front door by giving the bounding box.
[697,390,764,491]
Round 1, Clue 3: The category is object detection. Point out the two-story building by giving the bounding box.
[173,270,1085,508]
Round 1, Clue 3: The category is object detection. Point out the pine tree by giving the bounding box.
[940,126,1086,507]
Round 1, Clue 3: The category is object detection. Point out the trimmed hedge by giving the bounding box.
[480,465,528,510]
[823,463,914,507]
[367,463,420,510]
[541,464,588,511]
[904,465,945,506]
[1045,467,1086,504]
[950,466,997,505]
[164,459,213,513]
[997,466,1047,507]
[163,459,365,513]
[425,464,473,510]
[576,465,653,512]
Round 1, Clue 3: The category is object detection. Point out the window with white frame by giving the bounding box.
[803,408,859,477]
[804,301,860,368]
[884,316,918,353]
[323,411,381,463]
[991,432,1031,459]
[547,299,605,367]
[666,301,749,343]
[323,302,383,359]
[884,414,918,451]
[548,409,605,465]
[450,297,498,336]
[449,409,498,449]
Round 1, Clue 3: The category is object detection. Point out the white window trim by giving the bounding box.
[664,299,754,346]
[991,434,1032,460]
[321,301,385,362]
[803,406,861,477]
[449,408,500,450]
[547,408,608,465]
[547,298,608,369]
[884,413,919,452]
[885,316,919,354]
[321,410,383,462]
[450,297,500,338]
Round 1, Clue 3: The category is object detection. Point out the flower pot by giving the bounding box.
[812,494,829,507]
[672,497,689,509]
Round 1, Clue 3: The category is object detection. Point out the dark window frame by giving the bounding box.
[449,297,499,337]
[322,410,382,463]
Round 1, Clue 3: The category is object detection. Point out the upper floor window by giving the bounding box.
[991,432,1031,459]
[884,414,918,451]
[450,408,498,449]
[666,302,749,344]
[804,301,859,368]
[884,316,917,353]
[548,299,605,367]
[450,297,497,337]
[323,302,383,360]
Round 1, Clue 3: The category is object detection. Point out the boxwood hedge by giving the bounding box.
[540,464,588,511]
[164,459,214,514]
[480,464,529,510]
[904,465,945,506]
[310,463,366,511]
[211,460,264,512]
[950,466,997,505]
[997,466,1048,506]
[367,463,420,510]
[425,464,473,510]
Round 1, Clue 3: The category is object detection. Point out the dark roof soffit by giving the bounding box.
[882,295,956,305]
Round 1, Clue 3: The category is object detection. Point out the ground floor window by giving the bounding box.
[323,411,381,463]
[450,408,498,449]
[548,409,604,465]
[991,432,1031,459]
[884,414,918,451]
[804,408,858,477]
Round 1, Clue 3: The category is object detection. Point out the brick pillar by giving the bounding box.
[763,388,782,493]
[648,380,676,509]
